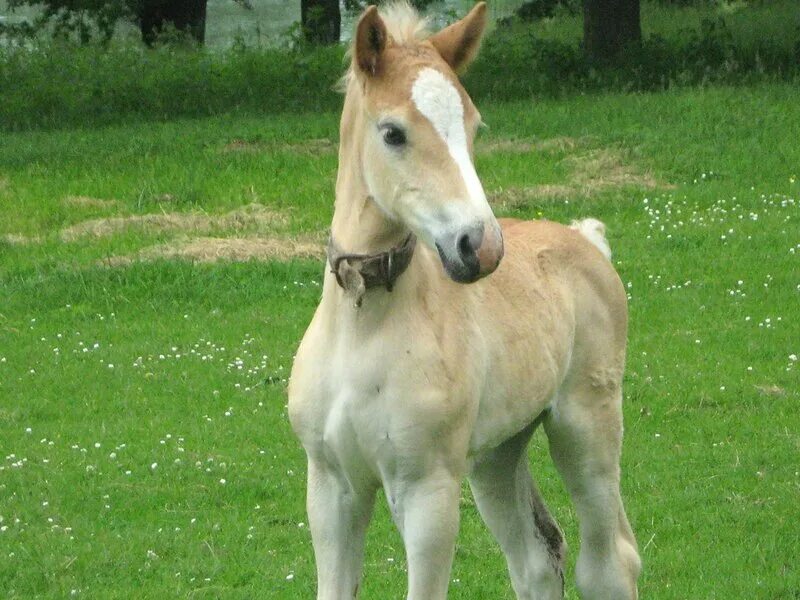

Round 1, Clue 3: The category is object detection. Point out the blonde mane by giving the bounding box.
[378,1,431,44]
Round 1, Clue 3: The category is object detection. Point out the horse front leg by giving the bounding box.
[388,468,462,600]
[306,458,376,600]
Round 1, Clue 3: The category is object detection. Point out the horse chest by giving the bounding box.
[292,333,401,455]
[290,317,465,480]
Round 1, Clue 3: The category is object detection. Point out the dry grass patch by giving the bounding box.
[489,146,671,210]
[1,233,42,245]
[489,185,575,210]
[566,148,666,192]
[221,138,336,155]
[62,196,121,210]
[755,384,786,396]
[478,136,584,155]
[101,234,325,267]
[60,203,288,242]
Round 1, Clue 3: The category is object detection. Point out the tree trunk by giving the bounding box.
[583,0,641,61]
[140,0,208,46]
[301,0,341,45]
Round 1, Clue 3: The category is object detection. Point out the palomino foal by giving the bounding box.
[288,3,641,598]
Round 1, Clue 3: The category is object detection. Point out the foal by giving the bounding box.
[288,3,641,599]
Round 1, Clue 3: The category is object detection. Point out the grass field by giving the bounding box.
[1,82,799,598]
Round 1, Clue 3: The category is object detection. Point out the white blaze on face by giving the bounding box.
[410,67,488,214]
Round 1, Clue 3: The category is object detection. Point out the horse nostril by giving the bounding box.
[437,225,486,283]
[457,232,475,261]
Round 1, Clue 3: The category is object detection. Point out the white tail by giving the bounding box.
[571,218,612,260]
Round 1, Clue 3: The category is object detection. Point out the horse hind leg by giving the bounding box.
[468,420,566,600]
[544,380,641,600]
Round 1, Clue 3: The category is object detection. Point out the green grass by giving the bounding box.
[1,82,799,598]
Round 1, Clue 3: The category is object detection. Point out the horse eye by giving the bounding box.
[383,126,407,147]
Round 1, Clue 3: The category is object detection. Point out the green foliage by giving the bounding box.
[3,0,251,44]
[343,0,438,12]
[499,0,580,24]
[5,0,133,43]
[0,40,346,131]
[466,13,800,101]
[1,1,798,131]
[0,16,36,41]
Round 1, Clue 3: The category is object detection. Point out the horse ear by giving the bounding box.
[428,2,488,74]
[354,5,388,77]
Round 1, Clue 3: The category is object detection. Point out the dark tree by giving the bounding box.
[582,0,641,61]
[138,0,208,46]
[301,0,340,45]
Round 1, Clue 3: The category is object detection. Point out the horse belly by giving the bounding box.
[467,288,574,454]
[468,358,561,454]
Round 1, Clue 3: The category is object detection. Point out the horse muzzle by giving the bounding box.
[436,220,504,284]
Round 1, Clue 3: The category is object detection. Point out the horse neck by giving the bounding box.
[323,85,424,319]
[329,83,408,254]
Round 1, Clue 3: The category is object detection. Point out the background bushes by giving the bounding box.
[1,0,798,131]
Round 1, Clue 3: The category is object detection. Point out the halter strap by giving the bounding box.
[327,233,417,306]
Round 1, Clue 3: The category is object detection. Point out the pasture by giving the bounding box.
[1,82,798,598]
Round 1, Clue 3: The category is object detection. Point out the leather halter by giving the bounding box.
[327,233,417,306]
